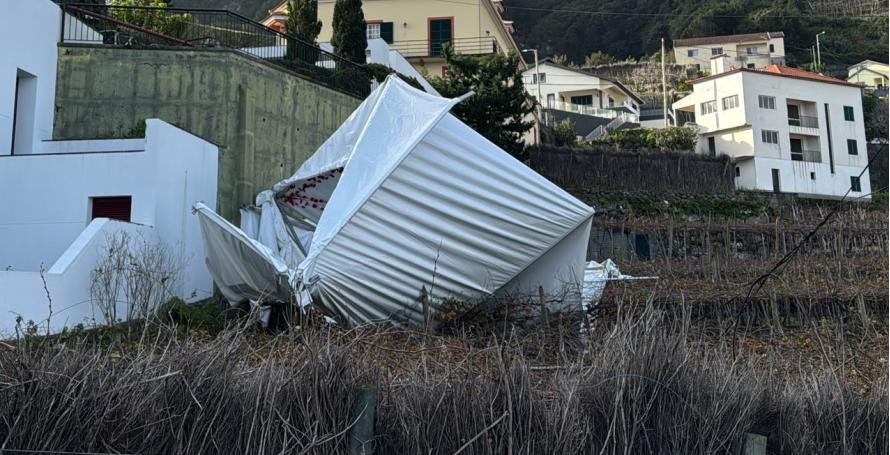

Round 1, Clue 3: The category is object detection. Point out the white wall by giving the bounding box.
[0,220,153,336]
[0,120,219,333]
[0,0,61,155]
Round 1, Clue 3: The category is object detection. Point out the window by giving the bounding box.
[711,47,723,55]
[546,93,555,108]
[810,172,816,180]
[758,95,776,109]
[850,176,861,192]
[843,105,855,121]
[429,18,452,57]
[746,64,756,69]
[570,95,593,106]
[761,130,779,144]
[687,49,699,57]
[722,95,739,110]
[91,196,132,222]
[381,22,394,43]
[12,69,37,154]
[366,22,381,40]
[532,73,546,83]
[847,139,858,155]
[746,47,758,55]
[700,100,717,115]
[769,44,775,53]
[735,166,741,177]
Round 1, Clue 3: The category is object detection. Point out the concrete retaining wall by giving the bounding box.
[53,45,362,221]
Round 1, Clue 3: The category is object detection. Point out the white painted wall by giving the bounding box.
[0,120,219,334]
[0,0,61,155]
[674,69,871,199]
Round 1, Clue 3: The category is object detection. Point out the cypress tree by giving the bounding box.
[285,0,322,43]
[330,0,367,64]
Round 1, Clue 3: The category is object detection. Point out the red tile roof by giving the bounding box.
[673,32,784,47]
[687,65,862,88]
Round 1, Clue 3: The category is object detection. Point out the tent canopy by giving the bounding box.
[198,75,595,327]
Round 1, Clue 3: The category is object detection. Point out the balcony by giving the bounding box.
[788,115,818,128]
[544,100,638,123]
[790,149,821,163]
[388,37,500,59]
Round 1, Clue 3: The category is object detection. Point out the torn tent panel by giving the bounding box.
[194,203,294,305]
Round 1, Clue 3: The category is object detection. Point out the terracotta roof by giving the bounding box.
[673,32,784,47]
[687,65,863,88]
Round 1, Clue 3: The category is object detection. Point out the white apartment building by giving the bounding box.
[673,55,871,200]
[674,32,785,74]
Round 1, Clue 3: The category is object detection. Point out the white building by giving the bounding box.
[673,32,785,74]
[522,59,643,139]
[0,0,218,333]
[673,55,871,200]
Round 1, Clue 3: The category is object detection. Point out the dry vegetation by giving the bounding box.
[0,294,885,454]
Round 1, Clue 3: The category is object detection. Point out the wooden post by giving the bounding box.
[347,386,377,455]
[743,433,767,455]
[538,286,549,327]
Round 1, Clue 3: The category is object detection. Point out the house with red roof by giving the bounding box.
[672,55,871,200]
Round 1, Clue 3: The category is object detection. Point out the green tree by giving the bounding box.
[107,0,190,40]
[549,119,578,147]
[331,0,367,63]
[862,91,888,142]
[583,51,618,68]
[285,0,322,62]
[432,47,534,158]
[552,54,574,67]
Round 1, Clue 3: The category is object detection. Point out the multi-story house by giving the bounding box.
[673,32,785,74]
[672,55,871,200]
[847,60,888,93]
[522,59,644,139]
[262,0,523,78]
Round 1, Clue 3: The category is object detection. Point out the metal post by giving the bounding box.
[661,37,668,128]
[522,48,542,145]
[816,31,825,70]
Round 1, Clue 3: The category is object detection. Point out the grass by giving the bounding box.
[0,300,885,455]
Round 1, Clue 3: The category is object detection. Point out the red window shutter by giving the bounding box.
[92,196,132,222]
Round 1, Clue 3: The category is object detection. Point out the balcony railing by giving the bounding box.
[791,149,822,163]
[59,3,371,98]
[788,115,819,128]
[544,100,638,122]
[388,37,500,58]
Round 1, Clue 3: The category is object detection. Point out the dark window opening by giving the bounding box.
[429,18,452,57]
[771,169,781,193]
[810,172,816,180]
[850,176,861,192]
[380,22,394,43]
[843,105,855,121]
[847,139,858,155]
[735,166,741,177]
[91,196,132,222]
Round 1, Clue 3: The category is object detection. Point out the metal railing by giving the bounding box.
[544,100,639,123]
[59,3,371,98]
[791,149,822,163]
[387,36,499,58]
[788,115,819,128]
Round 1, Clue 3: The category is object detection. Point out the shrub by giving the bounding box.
[597,126,696,151]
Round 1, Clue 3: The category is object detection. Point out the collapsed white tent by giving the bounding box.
[197,75,596,327]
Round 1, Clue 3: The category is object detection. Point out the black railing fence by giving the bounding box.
[59,3,371,98]
[388,37,500,58]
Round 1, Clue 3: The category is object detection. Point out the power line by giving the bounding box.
[501,5,887,19]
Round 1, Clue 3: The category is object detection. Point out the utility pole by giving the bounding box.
[661,38,668,128]
[816,31,826,70]
[523,48,541,144]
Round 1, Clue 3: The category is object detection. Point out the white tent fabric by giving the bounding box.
[195,203,295,304]
[197,75,600,327]
[280,76,593,326]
